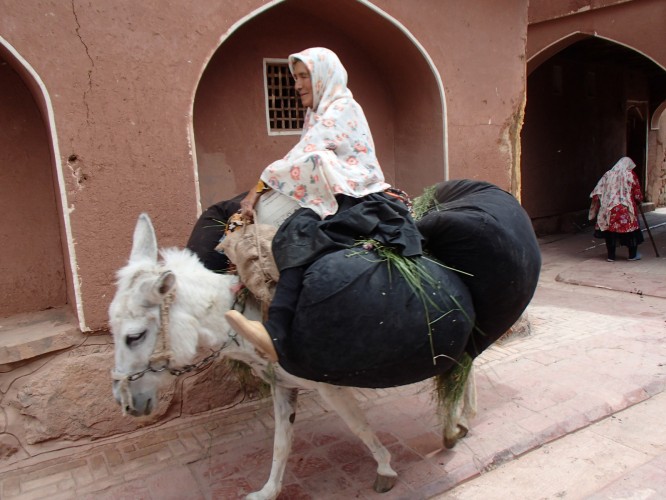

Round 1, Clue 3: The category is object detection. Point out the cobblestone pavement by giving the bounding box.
[1,210,665,500]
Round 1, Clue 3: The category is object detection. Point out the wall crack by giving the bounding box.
[71,0,94,124]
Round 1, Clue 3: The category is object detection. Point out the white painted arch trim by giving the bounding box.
[526,30,587,75]
[187,0,450,213]
[527,31,666,79]
[0,35,86,331]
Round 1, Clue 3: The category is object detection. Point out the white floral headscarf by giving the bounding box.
[261,47,389,219]
[589,157,638,231]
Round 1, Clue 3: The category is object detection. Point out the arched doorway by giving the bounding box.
[521,36,666,232]
[0,44,68,318]
[192,0,445,209]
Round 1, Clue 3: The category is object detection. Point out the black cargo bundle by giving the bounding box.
[185,192,246,272]
[276,248,476,388]
[417,179,541,357]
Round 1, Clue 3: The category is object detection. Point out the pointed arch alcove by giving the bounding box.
[522,34,666,229]
[192,0,445,209]
[0,41,71,319]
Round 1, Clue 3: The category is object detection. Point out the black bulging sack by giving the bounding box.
[275,248,476,388]
[417,180,541,357]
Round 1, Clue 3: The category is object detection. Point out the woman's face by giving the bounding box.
[293,60,313,109]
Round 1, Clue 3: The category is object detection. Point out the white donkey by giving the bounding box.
[110,213,476,500]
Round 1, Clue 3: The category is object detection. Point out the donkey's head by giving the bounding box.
[109,213,176,416]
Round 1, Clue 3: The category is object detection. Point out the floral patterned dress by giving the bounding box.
[590,171,642,233]
[261,47,389,219]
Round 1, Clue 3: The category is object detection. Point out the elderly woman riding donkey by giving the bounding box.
[109,48,541,499]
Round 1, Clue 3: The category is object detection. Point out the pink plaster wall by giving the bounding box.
[373,0,530,190]
[528,0,632,24]
[0,0,529,331]
[527,0,666,70]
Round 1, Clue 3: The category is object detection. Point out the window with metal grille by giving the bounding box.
[264,59,305,135]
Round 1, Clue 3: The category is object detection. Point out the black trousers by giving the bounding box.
[264,266,305,356]
[605,238,639,260]
[600,229,643,260]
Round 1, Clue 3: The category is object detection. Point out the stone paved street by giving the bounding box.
[1,210,665,500]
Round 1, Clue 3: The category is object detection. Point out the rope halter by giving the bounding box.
[111,289,238,415]
[111,290,175,415]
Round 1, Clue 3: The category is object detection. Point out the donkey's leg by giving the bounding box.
[247,386,298,500]
[442,366,476,449]
[441,394,464,450]
[317,385,397,493]
[459,365,477,432]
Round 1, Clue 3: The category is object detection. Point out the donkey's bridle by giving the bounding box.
[111,288,240,414]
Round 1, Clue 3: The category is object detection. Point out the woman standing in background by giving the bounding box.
[589,156,644,262]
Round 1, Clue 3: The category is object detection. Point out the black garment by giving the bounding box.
[417,179,541,358]
[185,192,247,272]
[272,192,423,271]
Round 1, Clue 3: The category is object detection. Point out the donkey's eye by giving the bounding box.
[126,331,146,347]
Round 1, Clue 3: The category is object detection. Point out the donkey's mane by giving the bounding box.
[160,247,209,274]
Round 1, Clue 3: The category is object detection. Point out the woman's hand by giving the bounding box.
[239,180,272,221]
[240,189,259,220]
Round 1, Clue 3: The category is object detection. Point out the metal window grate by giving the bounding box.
[265,61,305,133]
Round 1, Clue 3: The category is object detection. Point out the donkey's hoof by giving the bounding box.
[373,473,397,493]
[456,423,469,439]
[444,424,469,449]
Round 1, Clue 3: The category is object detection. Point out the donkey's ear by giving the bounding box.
[149,271,176,303]
[156,271,176,296]
[130,213,158,263]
